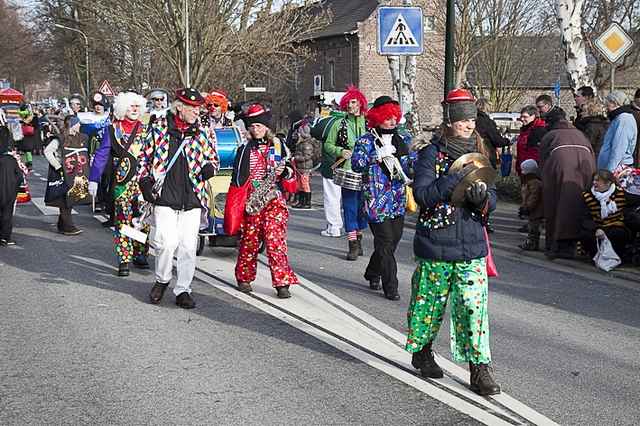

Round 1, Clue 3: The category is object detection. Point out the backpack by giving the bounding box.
[311,111,346,143]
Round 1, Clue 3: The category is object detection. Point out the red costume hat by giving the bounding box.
[176,87,205,106]
[339,85,368,114]
[242,103,272,127]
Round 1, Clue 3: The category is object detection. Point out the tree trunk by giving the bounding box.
[557,0,594,89]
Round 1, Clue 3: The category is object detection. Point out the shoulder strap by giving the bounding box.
[165,136,191,175]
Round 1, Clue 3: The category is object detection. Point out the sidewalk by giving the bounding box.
[405,201,640,285]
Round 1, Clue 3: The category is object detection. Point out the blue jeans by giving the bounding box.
[341,188,368,232]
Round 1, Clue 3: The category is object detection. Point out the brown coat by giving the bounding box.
[522,174,543,220]
[539,121,596,243]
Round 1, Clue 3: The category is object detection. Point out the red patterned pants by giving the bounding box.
[235,197,299,287]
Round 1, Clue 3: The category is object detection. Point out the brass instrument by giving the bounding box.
[245,165,280,215]
[449,153,496,206]
[67,175,89,203]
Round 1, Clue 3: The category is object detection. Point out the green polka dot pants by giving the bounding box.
[405,258,491,364]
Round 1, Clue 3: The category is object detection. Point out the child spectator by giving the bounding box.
[0,126,24,246]
[519,159,544,251]
[580,169,628,258]
[292,121,321,209]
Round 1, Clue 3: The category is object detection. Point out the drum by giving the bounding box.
[77,112,110,137]
[333,168,363,191]
[214,127,242,170]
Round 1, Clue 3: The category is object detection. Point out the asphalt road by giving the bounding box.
[1,155,639,425]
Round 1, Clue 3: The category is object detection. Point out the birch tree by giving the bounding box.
[556,0,593,89]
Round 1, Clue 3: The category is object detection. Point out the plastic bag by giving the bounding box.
[405,186,417,213]
[593,232,621,272]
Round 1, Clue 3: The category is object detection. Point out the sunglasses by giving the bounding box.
[152,98,163,101]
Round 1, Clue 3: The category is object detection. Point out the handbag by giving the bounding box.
[593,232,621,272]
[223,179,251,236]
[483,227,499,277]
[44,166,70,206]
[405,186,417,213]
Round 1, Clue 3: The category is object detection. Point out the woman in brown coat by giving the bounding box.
[540,115,596,258]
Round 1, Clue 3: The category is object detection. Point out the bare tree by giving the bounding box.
[557,0,593,89]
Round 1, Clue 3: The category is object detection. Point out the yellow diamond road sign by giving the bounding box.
[595,23,634,64]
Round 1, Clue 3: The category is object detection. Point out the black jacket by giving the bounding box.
[230,138,293,187]
[151,112,216,211]
[413,141,497,262]
[475,111,511,168]
[0,153,23,205]
[574,115,609,156]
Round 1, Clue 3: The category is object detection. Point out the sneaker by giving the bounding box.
[0,239,6,247]
[321,229,342,238]
[63,227,83,236]
[4,239,15,246]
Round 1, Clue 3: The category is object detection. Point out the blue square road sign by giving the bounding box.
[377,6,424,56]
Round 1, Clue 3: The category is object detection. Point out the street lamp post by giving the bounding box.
[184,0,190,87]
[443,0,456,97]
[54,23,90,98]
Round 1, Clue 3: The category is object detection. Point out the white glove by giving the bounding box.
[376,144,396,161]
[88,181,98,197]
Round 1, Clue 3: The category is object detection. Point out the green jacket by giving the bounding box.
[323,114,367,174]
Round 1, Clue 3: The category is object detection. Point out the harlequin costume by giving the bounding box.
[138,88,219,309]
[351,96,415,300]
[232,104,299,299]
[406,89,501,396]
[89,92,149,276]
[324,86,369,260]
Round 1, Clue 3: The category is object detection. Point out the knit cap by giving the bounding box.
[521,159,539,175]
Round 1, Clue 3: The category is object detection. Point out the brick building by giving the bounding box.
[275,0,444,129]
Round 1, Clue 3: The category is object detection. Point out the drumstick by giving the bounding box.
[331,158,346,170]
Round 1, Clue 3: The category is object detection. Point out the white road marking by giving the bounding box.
[30,197,77,216]
[194,253,557,426]
[39,177,47,181]
[33,172,42,177]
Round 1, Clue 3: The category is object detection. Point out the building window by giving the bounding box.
[425,16,436,32]
[329,61,335,89]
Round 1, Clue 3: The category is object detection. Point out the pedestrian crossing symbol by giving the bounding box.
[378,6,424,56]
[384,15,418,47]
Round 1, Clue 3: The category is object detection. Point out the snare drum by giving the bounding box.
[333,168,363,191]
[214,127,242,170]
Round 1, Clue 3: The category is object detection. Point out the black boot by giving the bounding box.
[518,235,539,251]
[301,192,312,209]
[356,233,364,256]
[411,343,444,378]
[118,263,130,277]
[346,240,359,261]
[290,192,301,208]
[469,363,501,396]
[369,277,381,290]
[276,285,291,299]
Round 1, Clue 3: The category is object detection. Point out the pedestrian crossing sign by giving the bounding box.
[378,6,423,56]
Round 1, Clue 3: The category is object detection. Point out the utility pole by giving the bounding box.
[443,0,455,97]
[54,23,90,97]
[184,0,191,87]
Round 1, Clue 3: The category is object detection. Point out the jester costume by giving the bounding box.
[406,89,501,396]
[232,104,298,298]
[90,118,148,274]
[138,88,219,309]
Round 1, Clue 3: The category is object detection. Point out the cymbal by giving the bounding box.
[451,166,497,206]
[449,153,491,173]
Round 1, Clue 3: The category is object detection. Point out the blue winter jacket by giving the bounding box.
[413,140,496,262]
[351,132,415,223]
[597,111,637,171]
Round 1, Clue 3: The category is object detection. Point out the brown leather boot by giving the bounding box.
[149,281,169,304]
[469,363,501,395]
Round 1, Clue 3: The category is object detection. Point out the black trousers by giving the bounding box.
[0,199,15,240]
[364,215,404,296]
